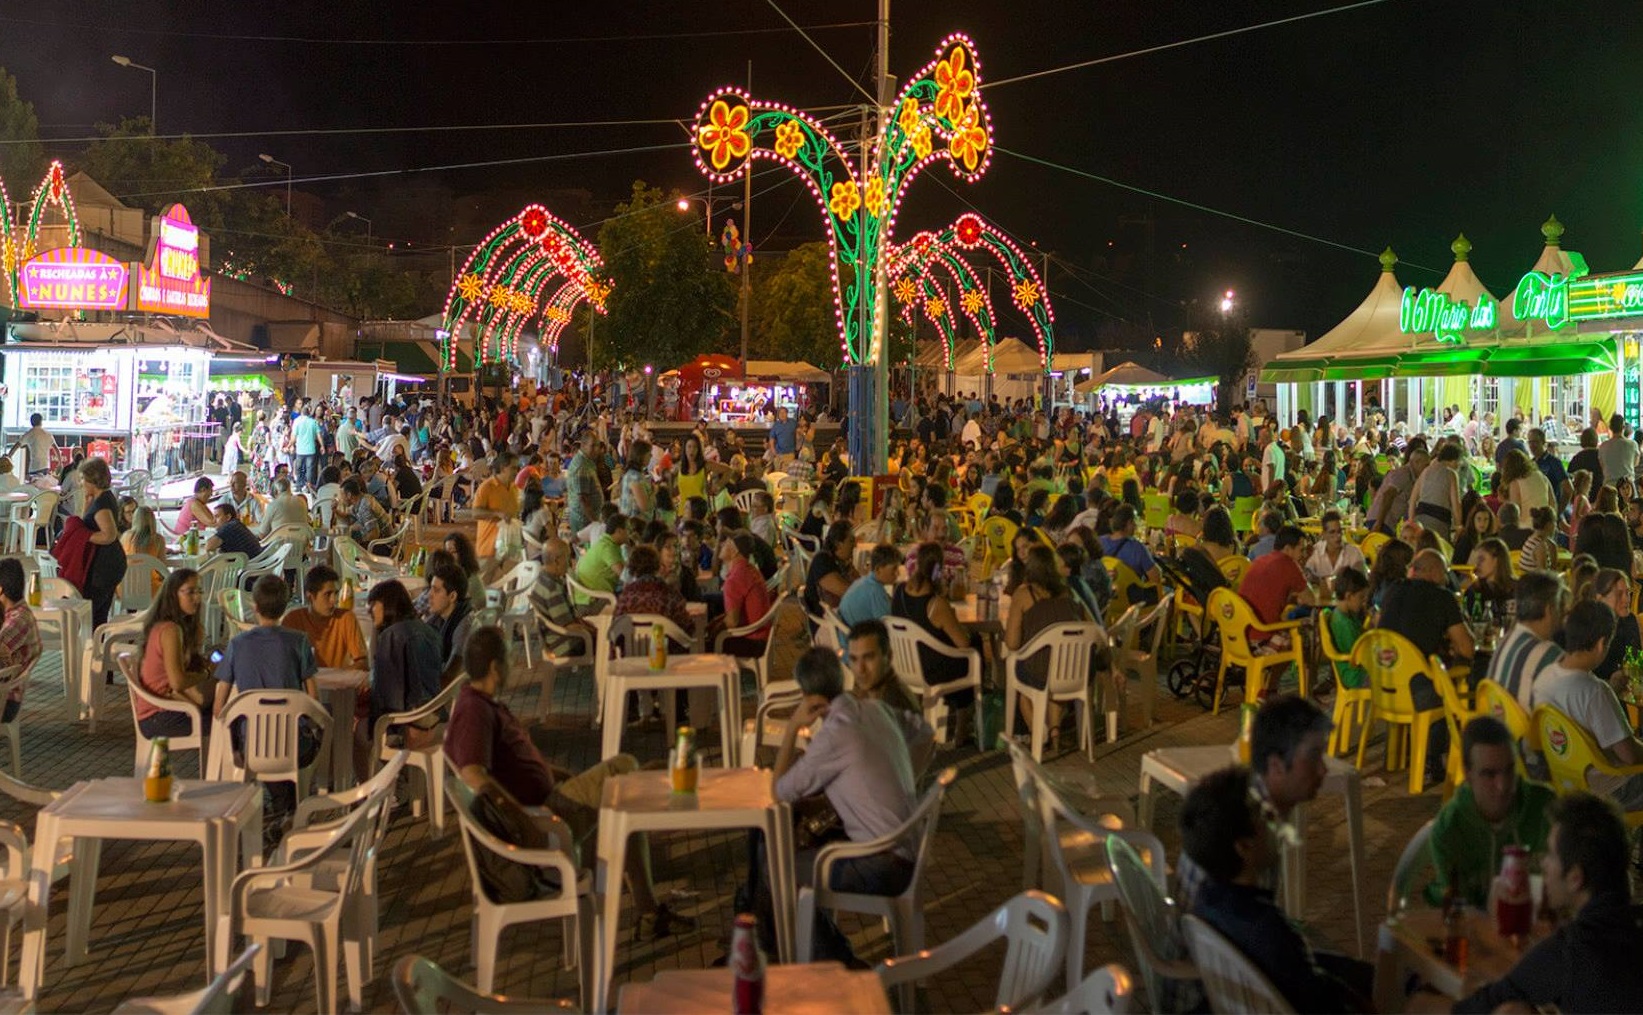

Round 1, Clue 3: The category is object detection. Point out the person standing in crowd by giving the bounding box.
[292,401,322,491]
[78,457,126,630]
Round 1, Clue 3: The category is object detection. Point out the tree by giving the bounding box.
[0,68,43,187]
[1184,311,1256,414]
[593,181,735,370]
[78,118,228,220]
[749,242,842,369]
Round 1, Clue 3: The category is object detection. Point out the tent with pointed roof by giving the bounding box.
[1262,248,1411,382]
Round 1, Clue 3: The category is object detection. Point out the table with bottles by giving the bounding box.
[1374,905,1543,1008]
[617,963,889,1014]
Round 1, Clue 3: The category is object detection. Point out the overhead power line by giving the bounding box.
[0,17,877,45]
[985,0,1400,89]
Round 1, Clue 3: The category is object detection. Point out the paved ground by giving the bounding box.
[0,623,1447,1014]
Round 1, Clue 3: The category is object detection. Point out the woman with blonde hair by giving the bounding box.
[121,505,168,559]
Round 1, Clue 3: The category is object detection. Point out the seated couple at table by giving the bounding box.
[747,637,934,965]
[445,626,689,935]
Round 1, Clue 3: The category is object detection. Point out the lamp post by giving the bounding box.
[345,211,373,243]
[110,55,156,133]
[676,193,741,243]
[258,154,292,217]
[1220,289,1236,314]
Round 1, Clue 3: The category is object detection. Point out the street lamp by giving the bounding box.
[258,153,292,217]
[1220,289,1236,314]
[110,55,156,133]
[344,210,373,243]
[676,193,741,243]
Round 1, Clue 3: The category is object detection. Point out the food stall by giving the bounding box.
[669,354,743,421]
[1,338,216,472]
[1076,362,1216,422]
[301,359,424,406]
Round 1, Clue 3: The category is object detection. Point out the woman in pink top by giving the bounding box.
[170,477,216,535]
[713,532,772,659]
[134,568,211,739]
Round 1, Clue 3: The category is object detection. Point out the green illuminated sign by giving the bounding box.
[1567,270,1643,322]
[1400,286,1497,343]
[1510,251,1590,330]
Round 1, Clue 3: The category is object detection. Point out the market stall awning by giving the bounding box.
[1261,338,1616,383]
[744,360,832,382]
[987,338,1046,374]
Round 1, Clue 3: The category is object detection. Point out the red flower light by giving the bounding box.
[955,213,984,248]
[520,207,550,239]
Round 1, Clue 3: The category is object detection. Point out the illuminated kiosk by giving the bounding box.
[1075,362,1216,423]
[2,202,242,474]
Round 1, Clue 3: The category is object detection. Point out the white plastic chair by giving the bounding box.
[207,689,332,805]
[1003,735,1136,894]
[367,517,414,561]
[712,591,788,689]
[1035,963,1140,1014]
[733,488,762,515]
[883,616,984,746]
[813,604,850,653]
[111,942,261,1015]
[1104,832,1198,1014]
[1386,818,1436,917]
[275,751,408,1009]
[309,488,338,529]
[875,889,1066,1011]
[217,589,255,636]
[0,819,33,988]
[1036,767,1166,990]
[392,954,579,1014]
[1114,594,1173,733]
[739,683,806,770]
[493,560,543,661]
[445,756,595,1002]
[1003,621,1106,762]
[223,783,383,1012]
[0,663,30,779]
[529,585,596,724]
[796,767,957,1010]
[565,574,616,614]
[372,675,468,835]
[238,541,293,591]
[8,491,56,555]
[1180,914,1297,1015]
[195,552,248,644]
[118,554,171,616]
[119,652,206,779]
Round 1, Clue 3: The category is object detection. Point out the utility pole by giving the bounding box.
[871,0,891,474]
[740,60,753,371]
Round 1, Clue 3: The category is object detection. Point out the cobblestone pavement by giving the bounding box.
[3,638,1443,1013]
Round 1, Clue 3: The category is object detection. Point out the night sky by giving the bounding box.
[5,0,1643,347]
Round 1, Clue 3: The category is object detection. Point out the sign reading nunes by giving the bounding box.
[1400,287,1496,343]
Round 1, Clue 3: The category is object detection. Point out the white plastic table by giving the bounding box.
[1136,743,1367,958]
[601,654,741,766]
[18,778,262,999]
[594,768,796,1014]
[31,598,93,726]
[314,667,369,790]
[618,962,889,1014]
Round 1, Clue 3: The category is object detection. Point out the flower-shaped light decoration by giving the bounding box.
[1013,278,1041,309]
[864,178,888,219]
[456,273,486,302]
[909,123,933,159]
[897,98,922,134]
[954,213,985,248]
[546,306,570,324]
[894,277,918,303]
[487,284,514,308]
[772,119,805,160]
[932,46,975,122]
[961,289,985,315]
[924,295,948,322]
[948,104,989,173]
[698,99,753,173]
[519,206,550,240]
[829,180,861,220]
[584,279,612,311]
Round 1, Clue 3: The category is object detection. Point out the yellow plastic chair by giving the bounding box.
[1350,629,1445,793]
[1359,531,1390,567]
[1216,554,1252,587]
[1228,497,1259,534]
[1428,656,1475,797]
[979,516,1019,575]
[1142,493,1170,532]
[1507,550,1523,577]
[1474,679,1534,778]
[1204,588,1305,715]
[1532,704,1643,828]
[1317,609,1371,756]
[1102,557,1146,628]
[949,505,979,538]
[968,492,993,516]
[1173,533,1198,552]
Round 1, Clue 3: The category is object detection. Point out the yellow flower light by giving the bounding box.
[961,290,985,315]
[864,178,888,219]
[910,123,933,159]
[829,180,861,220]
[487,284,513,307]
[894,278,918,303]
[948,103,988,172]
[932,45,976,122]
[698,99,753,172]
[1013,278,1041,308]
[897,98,921,134]
[456,273,486,302]
[772,119,804,160]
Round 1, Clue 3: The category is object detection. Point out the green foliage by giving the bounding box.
[79,118,229,222]
[1185,315,1256,414]
[0,68,42,188]
[593,181,735,370]
[749,242,841,369]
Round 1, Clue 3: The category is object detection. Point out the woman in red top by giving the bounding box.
[713,532,771,658]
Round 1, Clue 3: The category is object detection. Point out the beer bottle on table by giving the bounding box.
[730,913,765,1015]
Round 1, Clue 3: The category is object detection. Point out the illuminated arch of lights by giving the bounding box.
[0,160,83,304]
[439,203,610,367]
[887,212,1055,372]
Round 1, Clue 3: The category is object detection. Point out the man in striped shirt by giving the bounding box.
[1483,571,1566,712]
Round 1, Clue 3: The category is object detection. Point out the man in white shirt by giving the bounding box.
[15,414,54,478]
[335,409,360,457]
[1260,426,1287,490]
[1597,413,1638,486]
[960,414,982,450]
[376,425,409,464]
[1531,600,1643,810]
[764,647,932,961]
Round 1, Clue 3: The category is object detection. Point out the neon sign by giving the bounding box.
[1566,270,1643,322]
[133,203,210,317]
[1399,286,1496,343]
[17,247,128,310]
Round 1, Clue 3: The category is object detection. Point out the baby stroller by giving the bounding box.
[1156,553,1248,711]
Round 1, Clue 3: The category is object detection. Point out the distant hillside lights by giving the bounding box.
[1399,286,1496,343]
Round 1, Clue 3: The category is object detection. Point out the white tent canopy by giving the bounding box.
[744,360,831,382]
[1267,248,1408,368]
[1075,361,1170,394]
